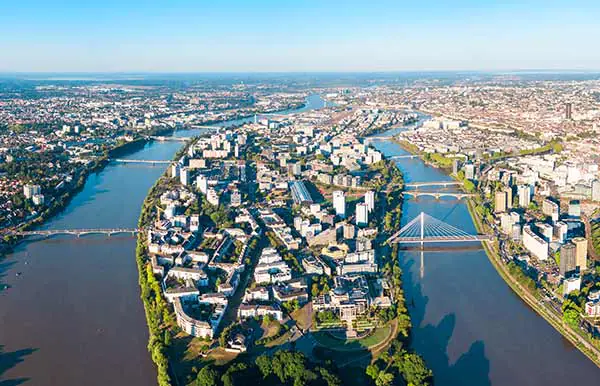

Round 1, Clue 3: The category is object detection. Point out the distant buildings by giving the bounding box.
[565,102,573,120]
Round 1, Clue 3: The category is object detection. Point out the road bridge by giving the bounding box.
[405,181,462,188]
[403,191,476,200]
[364,136,393,143]
[111,159,171,165]
[8,228,141,238]
[191,125,221,130]
[149,136,192,142]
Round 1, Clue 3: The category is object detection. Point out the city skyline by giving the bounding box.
[2,0,600,72]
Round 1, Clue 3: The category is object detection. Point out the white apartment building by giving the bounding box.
[333,190,346,218]
[356,202,369,226]
[523,225,548,260]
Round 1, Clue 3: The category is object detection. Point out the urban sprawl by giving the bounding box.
[2,75,600,385]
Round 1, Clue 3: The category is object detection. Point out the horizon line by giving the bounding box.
[2,69,600,75]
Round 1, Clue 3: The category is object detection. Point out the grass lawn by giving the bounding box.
[183,336,211,361]
[206,347,239,365]
[261,319,282,339]
[291,304,312,330]
[264,330,293,348]
[312,324,392,352]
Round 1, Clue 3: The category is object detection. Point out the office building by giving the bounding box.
[343,223,355,239]
[180,167,190,186]
[554,221,569,243]
[568,200,581,218]
[511,223,522,241]
[535,222,553,242]
[559,242,577,277]
[333,190,346,218]
[565,102,572,120]
[287,162,301,176]
[464,163,475,180]
[452,159,460,175]
[573,237,587,271]
[356,203,369,226]
[494,190,507,213]
[504,187,513,208]
[518,185,531,208]
[563,275,581,296]
[196,175,208,194]
[501,211,520,234]
[542,198,560,223]
[23,184,41,199]
[365,191,375,213]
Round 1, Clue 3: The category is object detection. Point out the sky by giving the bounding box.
[1,0,600,72]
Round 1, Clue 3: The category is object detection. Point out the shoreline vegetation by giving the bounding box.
[393,135,600,368]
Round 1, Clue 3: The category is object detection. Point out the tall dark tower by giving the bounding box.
[565,102,572,120]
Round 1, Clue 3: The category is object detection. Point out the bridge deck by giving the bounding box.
[9,228,141,237]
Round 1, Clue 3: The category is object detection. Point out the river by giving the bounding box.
[371,123,600,385]
[0,95,326,386]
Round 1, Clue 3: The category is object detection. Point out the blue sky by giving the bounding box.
[1,0,599,72]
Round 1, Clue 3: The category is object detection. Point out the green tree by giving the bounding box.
[396,353,433,386]
[563,308,581,329]
[195,365,220,386]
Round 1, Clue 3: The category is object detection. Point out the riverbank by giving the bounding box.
[466,199,600,368]
[392,134,600,369]
[0,139,142,264]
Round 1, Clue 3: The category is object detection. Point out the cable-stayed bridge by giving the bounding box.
[387,212,491,245]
